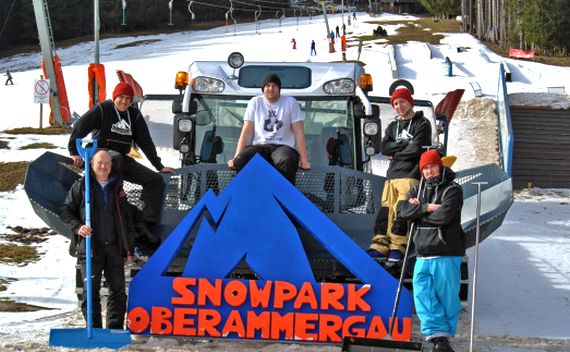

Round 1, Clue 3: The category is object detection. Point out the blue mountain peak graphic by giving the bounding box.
[128,154,412,326]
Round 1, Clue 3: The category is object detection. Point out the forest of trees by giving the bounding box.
[425,0,570,55]
[1,0,569,56]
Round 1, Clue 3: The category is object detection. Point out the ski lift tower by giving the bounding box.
[32,0,63,126]
[93,0,101,103]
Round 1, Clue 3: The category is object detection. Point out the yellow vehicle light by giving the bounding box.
[359,73,373,92]
[175,71,189,90]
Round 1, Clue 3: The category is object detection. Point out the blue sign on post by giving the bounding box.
[127,155,413,342]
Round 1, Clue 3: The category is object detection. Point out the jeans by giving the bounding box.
[233,144,299,184]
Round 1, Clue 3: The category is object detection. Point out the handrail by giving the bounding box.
[497,63,514,176]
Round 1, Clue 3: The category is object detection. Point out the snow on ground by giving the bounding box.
[1,11,570,352]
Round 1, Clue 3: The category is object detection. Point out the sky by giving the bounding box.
[0,10,569,351]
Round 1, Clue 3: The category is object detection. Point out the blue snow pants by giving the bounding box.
[412,256,462,340]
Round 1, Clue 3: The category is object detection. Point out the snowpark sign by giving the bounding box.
[126,155,413,343]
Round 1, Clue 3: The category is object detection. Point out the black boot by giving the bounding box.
[135,221,160,244]
[432,337,454,352]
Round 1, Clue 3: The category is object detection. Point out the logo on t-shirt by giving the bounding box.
[263,109,283,133]
[111,119,132,136]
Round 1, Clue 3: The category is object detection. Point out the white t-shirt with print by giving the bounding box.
[244,95,304,149]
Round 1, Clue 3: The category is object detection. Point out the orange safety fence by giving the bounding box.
[88,63,107,108]
[41,56,71,125]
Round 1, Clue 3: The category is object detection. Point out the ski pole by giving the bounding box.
[389,176,424,337]
[469,181,487,352]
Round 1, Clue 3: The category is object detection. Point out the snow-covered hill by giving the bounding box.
[1,11,569,352]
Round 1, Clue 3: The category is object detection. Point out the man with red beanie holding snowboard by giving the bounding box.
[367,87,432,262]
[68,82,175,246]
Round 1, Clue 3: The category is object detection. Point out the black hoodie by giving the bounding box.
[68,100,164,171]
[381,111,432,180]
[397,167,466,257]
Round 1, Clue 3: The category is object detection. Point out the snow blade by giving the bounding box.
[49,327,131,349]
[342,336,423,351]
[435,89,464,123]
[49,140,131,349]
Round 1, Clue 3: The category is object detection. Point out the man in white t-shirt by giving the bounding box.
[227,74,311,183]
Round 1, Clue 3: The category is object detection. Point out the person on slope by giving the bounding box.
[60,149,135,329]
[68,82,175,243]
[397,149,466,352]
[367,88,432,262]
[227,74,311,184]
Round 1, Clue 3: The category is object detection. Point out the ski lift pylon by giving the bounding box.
[255,5,261,34]
[187,1,195,21]
[168,0,174,26]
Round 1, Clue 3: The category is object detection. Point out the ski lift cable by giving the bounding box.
[0,0,17,40]
[232,0,292,11]
[188,1,258,13]
[188,0,305,14]
[235,0,316,14]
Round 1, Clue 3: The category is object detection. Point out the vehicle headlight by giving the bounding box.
[365,145,376,156]
[191,76,225,93]
[363,121,379,136]
[178,118,193,133]
[323,78,355,95]
[228,52,245,69]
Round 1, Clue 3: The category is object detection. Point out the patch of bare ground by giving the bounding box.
[0,161,28,192]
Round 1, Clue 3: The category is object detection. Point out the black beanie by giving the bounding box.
[262,74,282,92]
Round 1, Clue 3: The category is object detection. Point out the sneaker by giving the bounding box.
[133,246,149,262]
[387,250,404,262]
[366,249,386,259]
[432,337,454,352]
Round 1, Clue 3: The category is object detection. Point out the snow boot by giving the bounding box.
[431,337,454,352]
[367,248,387,259]
[388,249,404,262]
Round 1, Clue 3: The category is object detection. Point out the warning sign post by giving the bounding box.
[34,77,50,128]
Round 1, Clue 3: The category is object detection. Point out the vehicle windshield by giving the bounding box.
[192,95,356,168]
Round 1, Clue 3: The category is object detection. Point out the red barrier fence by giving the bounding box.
[509,48,535,59]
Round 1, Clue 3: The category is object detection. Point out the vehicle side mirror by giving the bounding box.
[353,101,366,119]
[172,99,183,114]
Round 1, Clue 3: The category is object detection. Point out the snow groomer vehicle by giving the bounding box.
[25,53,513,297]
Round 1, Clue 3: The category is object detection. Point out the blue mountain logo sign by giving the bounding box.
[127,155,413,342]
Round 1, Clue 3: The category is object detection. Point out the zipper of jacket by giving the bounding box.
[115,185,131,257]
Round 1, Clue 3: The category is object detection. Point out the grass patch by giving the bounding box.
[4,226,53,245]
[360,17,460,45]
[0,298,52,312]
[0,243,40,265]
[3,126,71,135]
[115,39,161,49]
[0,140,8,149]
[19,142,58,150]
[0,161,29,191]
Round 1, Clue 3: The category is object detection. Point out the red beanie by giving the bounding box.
[112,82,134,101]
[419,149,443,171]
[390,88,414,107]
